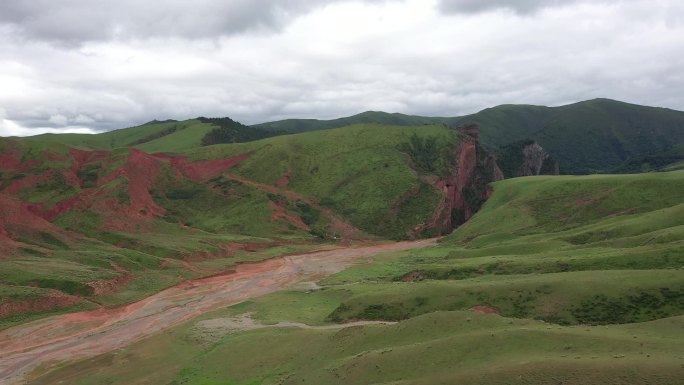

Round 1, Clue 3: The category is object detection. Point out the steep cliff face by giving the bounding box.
[415,124,503,236]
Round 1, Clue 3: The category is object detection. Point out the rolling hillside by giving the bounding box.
[15,99,684,176]
[253,111,450,133]
[255,99,684,175]
[455,98,684,174]
[0,122,501,327]
[2,99,684,384]
[23,170,684,385]
[20,118,283,153]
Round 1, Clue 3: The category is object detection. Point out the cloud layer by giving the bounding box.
[0,0,365,44]
[1,0,683,135]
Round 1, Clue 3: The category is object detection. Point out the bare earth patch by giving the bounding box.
[0,239,434,385]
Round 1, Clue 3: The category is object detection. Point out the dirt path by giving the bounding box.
[193,313,396,342]
[0,239,435,385]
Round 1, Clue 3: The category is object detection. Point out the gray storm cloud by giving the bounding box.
[0,0,683,136]
[437,0,643,14]
[0,0,380,44]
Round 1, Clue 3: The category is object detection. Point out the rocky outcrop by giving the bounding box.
[415,124,503,236]
[521,142,549,176]
[498,140,560,178]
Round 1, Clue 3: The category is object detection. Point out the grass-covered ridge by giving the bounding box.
[25,170,684,385]
[252,110,450,133]
[456,98,684,174]
[185,123,459,239]
[14,98,684,175]
[322,171,684,325]
[1,122,473,327]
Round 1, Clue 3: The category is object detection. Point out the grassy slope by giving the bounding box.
[14,121,456,239]
[27,171,684,385]
[18,112,449,152]
[1,123,459,327]
[20,120,217,152]
[326,172,684,325]
[0,137,332,328]
[455,98,684,173]
[186,123,455,239]
[14,99,684,175]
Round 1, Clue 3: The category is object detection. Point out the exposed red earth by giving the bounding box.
[0,239,435,385]
[276,168,293,187]
[413,125,503,237]
[0,195,71,255]
[0,145,255,248]
[470,305,499,315]
[153,151,253,181]
[0,292,82,319]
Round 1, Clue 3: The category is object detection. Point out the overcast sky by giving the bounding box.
[1,0,683,136]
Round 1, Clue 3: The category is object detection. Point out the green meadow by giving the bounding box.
[26,171,684,385]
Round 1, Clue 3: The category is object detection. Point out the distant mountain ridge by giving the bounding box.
[11,98,684,174]
[454,98,684,174]
[254,99,684,174]
[253,111,451,133]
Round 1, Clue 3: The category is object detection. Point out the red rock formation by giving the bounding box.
[417,124,503,236]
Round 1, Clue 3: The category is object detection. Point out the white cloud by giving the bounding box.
[0,0,390,44]
[0,119,97,137]
[0,0,683,136]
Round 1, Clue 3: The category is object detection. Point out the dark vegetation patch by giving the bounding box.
[39,232,69,249]
[77,163,101,188]
[395,251,684,281]
[325,276,684,326]
[18,248,45,257]
[199,117,285,146]
[166,187,203,200]
[398,133,453,175]
[210,176,245,194]
[32,278,93,296]
[571,287,684,325]
[293,200,320,226]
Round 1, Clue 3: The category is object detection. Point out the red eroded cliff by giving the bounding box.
[416,124,503,236]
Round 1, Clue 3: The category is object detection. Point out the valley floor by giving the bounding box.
[0,240,434,384]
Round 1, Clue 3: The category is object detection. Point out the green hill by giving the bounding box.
[184,123,468,239]
[15,99,684,176]
[26,170,684,385]
[455,98,684,174]
[257,99,684,175]
[1,122,498,327]
[3,102,684,384]
[614,143,684,173]
[252,111,450,133]
[20,118,284,153]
